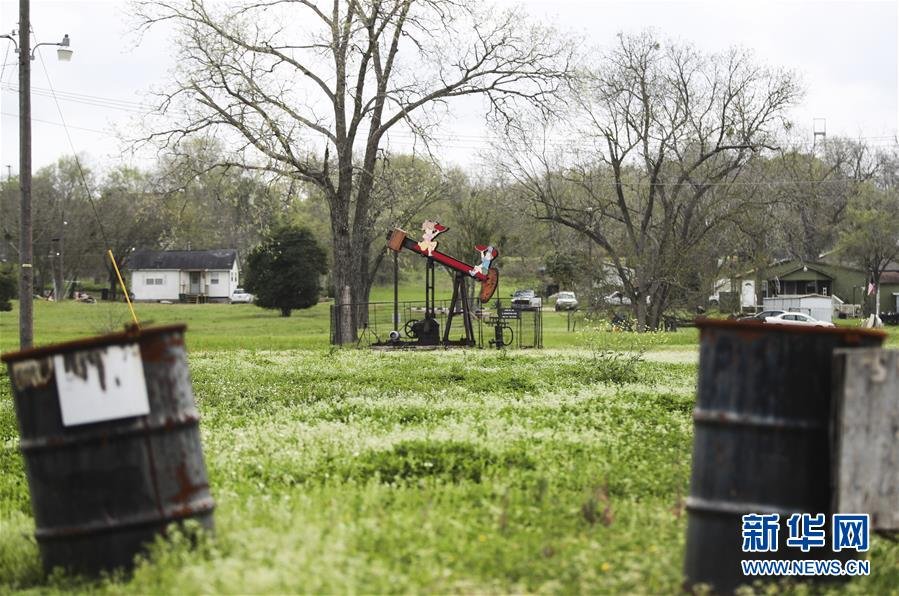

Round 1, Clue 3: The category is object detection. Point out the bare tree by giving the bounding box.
[134,0,573,342]
[838,182,899,319]
[498,32,800,329]
[362,154,461,293]
[774,136,882,261]
[96,166,170,299]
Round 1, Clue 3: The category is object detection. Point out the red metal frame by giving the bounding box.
[400,237,487,282]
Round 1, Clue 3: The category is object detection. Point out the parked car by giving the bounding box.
[764,312,834,327]
[231,288,255,304]
[511,289,542,309]
[603,290,632,306]
[739,309,785,321]
[555,291,578,311]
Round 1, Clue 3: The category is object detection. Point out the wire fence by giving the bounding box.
[330,300,543,349]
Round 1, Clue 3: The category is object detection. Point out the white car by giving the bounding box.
[764,312,834,327]
[230,288,255,304]
[603,290,632,305]
[554,291,579,311]
[511,289,542,309]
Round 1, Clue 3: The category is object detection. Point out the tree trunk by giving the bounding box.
[331,197,357,344]
[633,293,647,331]
[354,238,372,327]
[107,267,118,300]
[280,307,291,317]
[338,285,354,344]
[53,251,64,301]
[647,289,666,331]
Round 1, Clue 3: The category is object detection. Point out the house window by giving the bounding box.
[146,277,155,285]
[211,273,219,285]
[155,277,164,285]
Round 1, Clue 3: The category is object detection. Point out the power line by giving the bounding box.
[1,111,114,135]
[4,82,897,151]
[0,41,10,86]
[32,27,110,249]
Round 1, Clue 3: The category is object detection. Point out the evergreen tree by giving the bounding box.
[244,226,327,317]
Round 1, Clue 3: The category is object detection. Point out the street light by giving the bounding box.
[1,3,73,349]
[0,32,71,60]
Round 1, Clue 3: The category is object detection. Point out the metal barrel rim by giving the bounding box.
[694,316,887,340]
[1,323,188,364]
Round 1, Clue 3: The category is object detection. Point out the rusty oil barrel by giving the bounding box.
[1,324,214,575]
[684,319,885,593]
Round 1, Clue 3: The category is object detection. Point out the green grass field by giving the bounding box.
[1,299,897,593]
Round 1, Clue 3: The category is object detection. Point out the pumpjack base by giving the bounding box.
[370,342,474,351]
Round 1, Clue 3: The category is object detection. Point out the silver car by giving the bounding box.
[555,291,578,311]
[764,312,834,327]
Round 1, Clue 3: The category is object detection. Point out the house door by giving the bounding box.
[189,271,201,294]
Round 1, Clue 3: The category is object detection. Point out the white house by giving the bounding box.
[128,249,239,303]
[710,278,756,309]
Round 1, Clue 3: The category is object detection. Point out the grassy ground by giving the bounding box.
[0,299,707,353]
[0,299,897,593]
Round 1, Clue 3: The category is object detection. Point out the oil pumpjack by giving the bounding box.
[386,223,499,347]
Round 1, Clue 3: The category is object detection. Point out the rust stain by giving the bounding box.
[169,462,209,505]
[733,327,766,342]
[141,335,181,364]
[140,337,167,363]
[61,349,109,391]
[10,357,54,390]
[1,323,187,364]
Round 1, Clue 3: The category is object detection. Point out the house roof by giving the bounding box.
[777,264,834,281]
[881,271,899,285]
[128,249,237,271]
[764,293,834,300]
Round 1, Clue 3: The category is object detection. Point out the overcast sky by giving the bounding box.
[1,0,896,177]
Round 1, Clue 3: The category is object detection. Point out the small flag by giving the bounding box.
[867,280,876,296]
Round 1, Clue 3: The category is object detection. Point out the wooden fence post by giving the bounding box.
[339,285,353,345]
[832,347,899,530]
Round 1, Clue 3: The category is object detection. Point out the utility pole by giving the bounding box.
[2,5,72,347]
[18,0,33,348]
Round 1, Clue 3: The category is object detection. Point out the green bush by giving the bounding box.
[0,265,16,311]
[244,225,328,317]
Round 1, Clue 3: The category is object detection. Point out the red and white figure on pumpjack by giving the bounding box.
[470,245,498,277]
[417,220,447,256]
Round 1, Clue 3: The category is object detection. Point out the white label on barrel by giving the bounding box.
[54,344,150,426]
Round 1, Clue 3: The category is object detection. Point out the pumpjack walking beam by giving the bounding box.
[387,228,499,304]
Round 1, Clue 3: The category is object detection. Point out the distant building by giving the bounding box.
[730,259,899,315]
[128,249,239,303]
[882,269,899,313]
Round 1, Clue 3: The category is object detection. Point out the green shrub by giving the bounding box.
[0,264,15,311]
[348,440,535,484]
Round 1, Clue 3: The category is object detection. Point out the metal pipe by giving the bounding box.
[393,250,398,329]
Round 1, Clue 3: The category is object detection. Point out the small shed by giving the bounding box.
[763,294,835,322]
